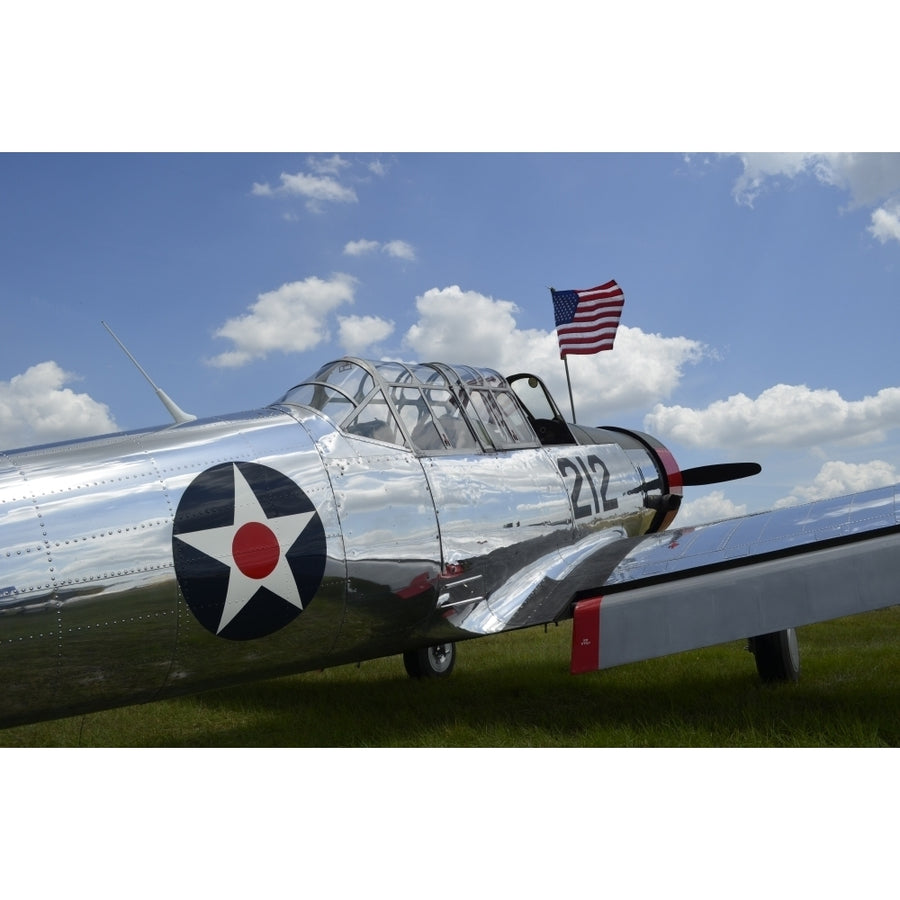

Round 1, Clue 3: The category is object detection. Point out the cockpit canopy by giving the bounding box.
[276,358,540,454]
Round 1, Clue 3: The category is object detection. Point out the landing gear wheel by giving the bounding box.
[749,628,800,683]
[403,642,457,679]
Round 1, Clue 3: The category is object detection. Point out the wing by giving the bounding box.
[572,483,900,673]
[454,483,900,674]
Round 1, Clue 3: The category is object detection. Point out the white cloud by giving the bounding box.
[645,383,900,450]
[402,286,708,422]
[208,274,357,367]
[382,240,415,261]
[307,154,350,176]
[338,315,396,356]
[404,286,530,365]
[731,153,814,207]
[808,153,900,208]
[675,490,748,528]
[869,200,900,244]
[252,169,357,212]
[343,238,416,261]
[344,239,381,256]
[775,459,899,508]
[729,153,900,244]
[277,171,357,204]
[0,361,118,449]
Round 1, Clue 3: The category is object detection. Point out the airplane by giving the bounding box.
[1,351,898,729]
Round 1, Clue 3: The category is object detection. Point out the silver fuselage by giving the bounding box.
[1,390,670,727]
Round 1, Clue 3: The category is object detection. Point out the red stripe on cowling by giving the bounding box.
[654,444,683,494]
[651,443,683,531]
[571,595,603,674]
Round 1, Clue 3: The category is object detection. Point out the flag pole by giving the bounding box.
[563,354,576,423]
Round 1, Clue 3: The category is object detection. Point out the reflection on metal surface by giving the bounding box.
[0,350,691,726]
[452,526,629,635]
[603,484,900,588]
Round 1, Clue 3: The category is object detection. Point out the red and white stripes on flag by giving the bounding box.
[551,280,624,358]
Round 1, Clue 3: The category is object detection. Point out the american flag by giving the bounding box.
[551,280,624,358]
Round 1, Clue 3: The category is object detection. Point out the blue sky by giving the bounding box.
[2,151,899,525]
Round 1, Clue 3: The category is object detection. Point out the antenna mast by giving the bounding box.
[102,321,197,425]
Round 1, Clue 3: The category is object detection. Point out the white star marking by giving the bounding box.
[175,463,315,634]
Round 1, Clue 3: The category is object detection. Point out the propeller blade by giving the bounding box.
[680,462,761,486]
[632,462,762,494]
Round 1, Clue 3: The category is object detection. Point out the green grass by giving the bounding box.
[2,607,897,747]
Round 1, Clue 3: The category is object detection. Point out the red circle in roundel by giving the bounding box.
[232,521,280,579]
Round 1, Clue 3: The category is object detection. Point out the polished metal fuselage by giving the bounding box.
[0,402,665,727]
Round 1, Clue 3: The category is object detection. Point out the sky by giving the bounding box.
[2,151,898,525]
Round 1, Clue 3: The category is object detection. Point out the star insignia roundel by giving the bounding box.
[172,462,327,641]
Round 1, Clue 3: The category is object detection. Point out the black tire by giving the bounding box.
[749,628,800,683]
[403,642,456,679]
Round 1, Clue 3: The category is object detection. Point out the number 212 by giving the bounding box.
[557,455,619,518]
